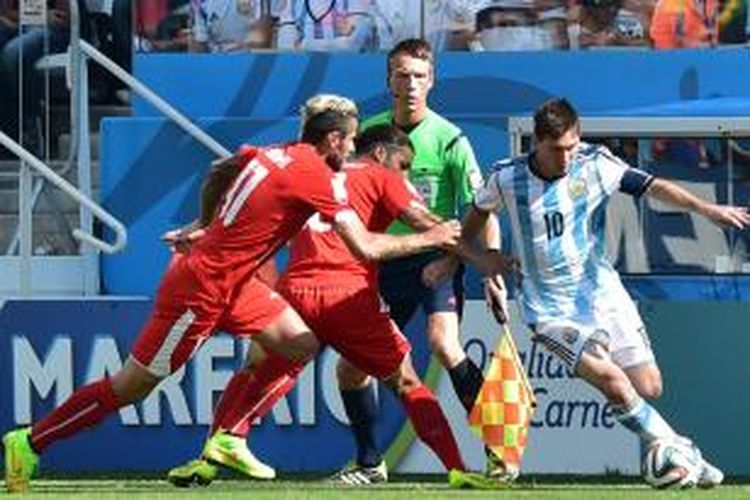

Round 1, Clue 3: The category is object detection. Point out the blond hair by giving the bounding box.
[299,94,358,137]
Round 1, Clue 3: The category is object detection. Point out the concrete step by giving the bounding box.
[0,159,101,206]
[47,103,131,159]
[0,212,81,255]
[57,132,100,161]
[49,103,131,136]
[0,170,99,232]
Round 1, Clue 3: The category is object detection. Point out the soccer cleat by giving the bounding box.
[697,459,724,489]
[329,460,388,485]
[674,436,723,489]
[202,431,276,480]
[485,448,520,483]
[3,427,38,493]
[448,469,512,490]
[166,458,218,488]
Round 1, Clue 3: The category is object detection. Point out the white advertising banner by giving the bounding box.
[396,299,640,474]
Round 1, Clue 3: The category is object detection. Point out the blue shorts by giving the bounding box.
[378,251,464,329]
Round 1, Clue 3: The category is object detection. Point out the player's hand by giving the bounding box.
[422,255,460,288]
[425,219,461,250]
[161,225,205,253]
[704,204,750,229]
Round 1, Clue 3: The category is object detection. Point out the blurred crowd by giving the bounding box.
[0,0,748,157]
[134,0,749,53]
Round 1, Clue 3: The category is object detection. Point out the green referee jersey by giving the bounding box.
[362,109,484,235]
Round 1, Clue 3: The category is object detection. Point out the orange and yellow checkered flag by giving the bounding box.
[468,325,536,472]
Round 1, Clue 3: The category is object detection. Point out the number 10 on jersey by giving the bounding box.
[544,211,564,240]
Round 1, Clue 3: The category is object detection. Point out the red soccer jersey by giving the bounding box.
[280,159,424,288]
[187,142,349,292]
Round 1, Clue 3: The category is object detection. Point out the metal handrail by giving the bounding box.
[77,40,232,158]
[0,130,127,253]
[3,0,231,293]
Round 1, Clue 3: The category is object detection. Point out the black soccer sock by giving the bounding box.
[448,357,485,414]
[341,383,383,467]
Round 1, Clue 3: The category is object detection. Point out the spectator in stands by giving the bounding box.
[729,138,750,184]
[368,0,420,49]
[276,0,379,51]
[468,0,570,51]
[0,1,15,154]
[651,137,713,170]
[572,0,654,48]
[649,0,718,48]
[86,0,133,103]
[0,0,71,155]
[135,0,189,52]
[422,0,478,50]
[189,0,279,52]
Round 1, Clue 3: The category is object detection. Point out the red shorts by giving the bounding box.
[131,255,287,377]
[277,283,411,379]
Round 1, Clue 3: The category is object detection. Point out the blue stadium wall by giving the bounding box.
[3,50,750,475]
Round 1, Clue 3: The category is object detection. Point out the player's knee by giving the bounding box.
[242,343,268,371]
[279,331,320,363]
[383,361,420,396]
[336,358,370,389]
[636,377,663,400]
[624,362,663,400]
[385,375,419,396]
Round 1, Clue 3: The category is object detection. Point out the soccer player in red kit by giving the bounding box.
[2,98,461,493]
[167,123,474,486]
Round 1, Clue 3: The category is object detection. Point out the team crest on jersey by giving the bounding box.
[568,177,588,199]
[562,327,579,345]
[413,178,435,202]
[590,328,611,349]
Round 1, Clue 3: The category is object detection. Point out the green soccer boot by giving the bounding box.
[3,427,38,493]
[448,469,512,490]
[202,430,276,480]
[166,458,218,488]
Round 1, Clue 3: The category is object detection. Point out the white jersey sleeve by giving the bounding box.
[589,144,631,196]
[473,160,514,212]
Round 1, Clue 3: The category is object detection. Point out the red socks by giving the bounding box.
[402,384,465,471]
[31,378,121,453]
[211,353,304,437]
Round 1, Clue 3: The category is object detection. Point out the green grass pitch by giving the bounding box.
[8,475,750,499]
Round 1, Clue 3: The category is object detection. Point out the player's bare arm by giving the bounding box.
[333,210,461,261]
[398,202,443,231]
[458,206,515,323]
[466,208,510,324]
[461,204,491,242]
[646,177,750,229]
[420,205,513,286]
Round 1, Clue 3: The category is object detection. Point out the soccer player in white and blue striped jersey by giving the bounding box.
[463,98,750,488]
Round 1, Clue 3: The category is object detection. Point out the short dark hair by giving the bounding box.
[533,98,579,141]
[355,124,413,158]
[300,108,357,145]
[387,38,433,76]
